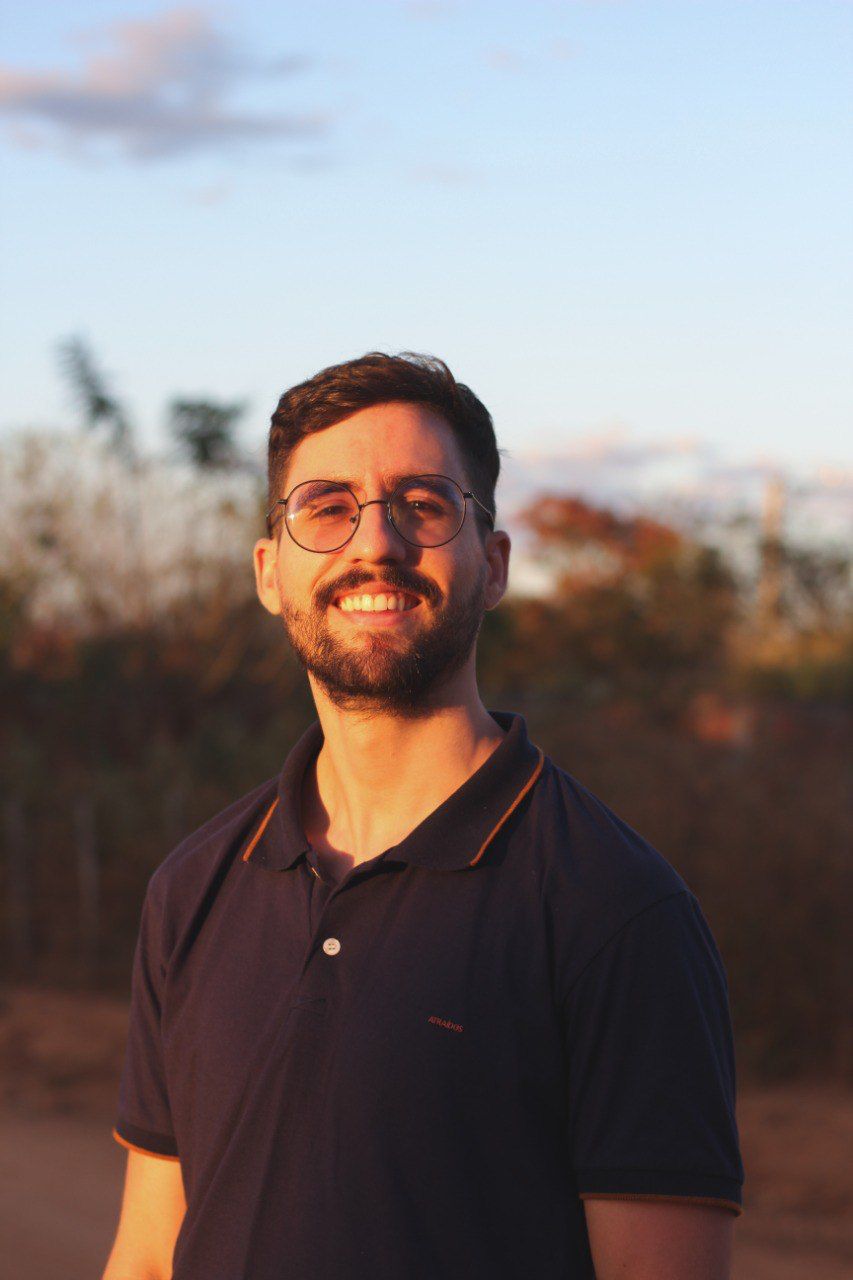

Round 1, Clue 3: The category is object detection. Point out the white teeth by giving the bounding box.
[338,592,415,613]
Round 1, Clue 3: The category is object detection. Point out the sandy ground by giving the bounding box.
[1,986,851,1279]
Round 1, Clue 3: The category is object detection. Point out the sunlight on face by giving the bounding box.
[271,402,492,714]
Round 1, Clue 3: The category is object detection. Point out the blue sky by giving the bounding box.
[1,0,851,472]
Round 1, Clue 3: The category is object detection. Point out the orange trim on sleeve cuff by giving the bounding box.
[111,1126,181,1162]
[579,1190,742,1216]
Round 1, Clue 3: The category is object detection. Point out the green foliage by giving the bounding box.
[56,335,134,461]
[167,398,248,469]
[0,436,850,1080]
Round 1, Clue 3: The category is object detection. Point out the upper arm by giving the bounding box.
[563,890,745,1216]
[114,875,179,1158]
[102,1149,186,1280]
[106,874,185,1277]
[584,1197,734,1280]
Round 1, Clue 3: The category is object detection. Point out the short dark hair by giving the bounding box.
[267,351,500,540]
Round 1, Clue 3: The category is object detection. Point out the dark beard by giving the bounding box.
[279,566,488,715]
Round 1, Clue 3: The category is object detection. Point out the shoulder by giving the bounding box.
[535,755,688,902]
[532,755,693,990]
[144,773,279,921]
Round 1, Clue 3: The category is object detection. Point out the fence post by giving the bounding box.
[74,794,99,975]
[4,797,32,972]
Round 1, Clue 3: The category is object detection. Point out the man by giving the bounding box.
[103,352,744,1280]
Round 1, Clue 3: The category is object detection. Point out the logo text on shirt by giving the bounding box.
[427,1014,464,1033]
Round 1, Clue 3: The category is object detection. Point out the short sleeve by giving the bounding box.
[112,875,180,1160]
[563,889,744,1215]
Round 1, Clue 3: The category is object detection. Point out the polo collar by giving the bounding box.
[242,709,545,873]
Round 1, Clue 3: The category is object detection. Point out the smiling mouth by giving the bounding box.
[333,590,422,615]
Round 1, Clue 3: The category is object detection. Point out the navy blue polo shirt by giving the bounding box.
[113,709,744,1280]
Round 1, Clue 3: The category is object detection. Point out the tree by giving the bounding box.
[57,336,134,462]
[513,491,740,708]
[167,399,247,470]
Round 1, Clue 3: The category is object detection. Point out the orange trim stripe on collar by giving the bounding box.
[468,747,545,867]
[242,744,546,870]
[241,797,280,862]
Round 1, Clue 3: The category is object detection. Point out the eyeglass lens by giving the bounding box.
[285,476,466,551]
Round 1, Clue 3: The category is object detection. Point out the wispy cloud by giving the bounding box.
[0,6,328,162]
[543,425,716,468]
[404,0,457,18]
[484,39,578,73]
[500,428,852,542]
[409,161,476,186]
[187,179,233,205]
[498,432,852,584]
[484,48,526,73]
[550,38,576,62]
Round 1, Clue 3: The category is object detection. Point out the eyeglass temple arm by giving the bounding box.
[466,492,496,528]
[265,499,285,531]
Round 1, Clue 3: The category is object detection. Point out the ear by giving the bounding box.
[253,537,282,616]
[483,527,511,611]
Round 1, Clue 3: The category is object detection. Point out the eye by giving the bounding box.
[405,497,444,514]
[293,484,355,521]
[317,503,349,517]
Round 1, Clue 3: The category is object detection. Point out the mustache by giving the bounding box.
[317,571,440,609]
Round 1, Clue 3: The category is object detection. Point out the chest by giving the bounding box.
[160,860,566,1153]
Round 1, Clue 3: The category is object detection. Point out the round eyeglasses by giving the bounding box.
[266,473,495,552]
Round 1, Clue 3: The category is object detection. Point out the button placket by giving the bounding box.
[298,855,394,986]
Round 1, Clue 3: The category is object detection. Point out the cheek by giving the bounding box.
[274,554,315,609]
[448,554,488,604]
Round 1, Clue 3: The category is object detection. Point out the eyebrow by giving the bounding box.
[295,471,439,491]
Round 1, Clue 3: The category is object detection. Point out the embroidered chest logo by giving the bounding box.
[427,1014,464,1033]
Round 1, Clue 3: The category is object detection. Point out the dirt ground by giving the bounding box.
[1,986,851,1279]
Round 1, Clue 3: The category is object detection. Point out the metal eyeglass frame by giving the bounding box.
[265,473,495,550]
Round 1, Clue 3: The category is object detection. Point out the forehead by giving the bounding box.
[285,401,467,490]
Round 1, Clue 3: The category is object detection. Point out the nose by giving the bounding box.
[344,497,410,561]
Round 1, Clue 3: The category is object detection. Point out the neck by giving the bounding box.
[301,667,506,877]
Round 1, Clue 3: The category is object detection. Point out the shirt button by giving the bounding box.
[322,937,341,956]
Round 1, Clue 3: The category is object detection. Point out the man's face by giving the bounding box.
[253,401,509,715]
